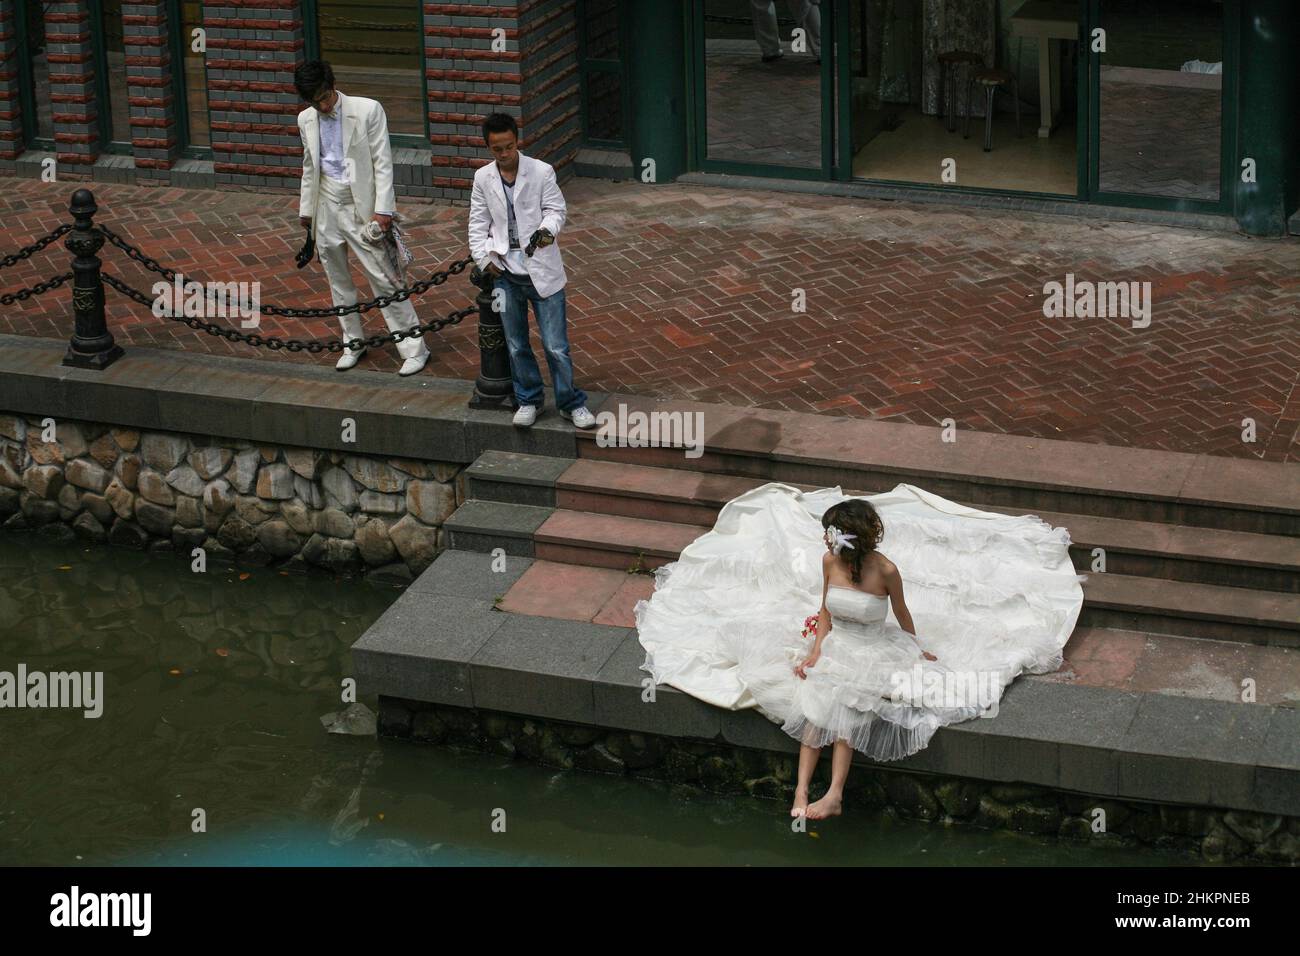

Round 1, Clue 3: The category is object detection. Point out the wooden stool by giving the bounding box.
[937,50,984,133]
[964,67,1021,151]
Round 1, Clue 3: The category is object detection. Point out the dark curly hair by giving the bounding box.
[294,60,335,104]
[821,499,885,584]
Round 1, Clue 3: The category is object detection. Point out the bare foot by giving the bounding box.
[806,792,843,820]
[790,787,810,817]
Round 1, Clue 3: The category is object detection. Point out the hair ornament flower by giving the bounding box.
[825,524,857,555]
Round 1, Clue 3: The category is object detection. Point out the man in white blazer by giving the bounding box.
[294,60,428,375]
[467,113,594,428]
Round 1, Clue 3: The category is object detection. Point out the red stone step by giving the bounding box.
[523,507,1300,647]
[574,396,1300,536]
[492,557,1300,706]
[550,457,1299,592]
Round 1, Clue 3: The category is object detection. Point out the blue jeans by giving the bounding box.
[494,271,587,412]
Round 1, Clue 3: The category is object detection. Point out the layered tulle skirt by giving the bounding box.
[633,482,1087,762]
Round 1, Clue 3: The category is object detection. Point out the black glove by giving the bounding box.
[294,227,315,269]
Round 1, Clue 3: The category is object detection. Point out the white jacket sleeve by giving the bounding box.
[467,173,497,271]
[298,118,315,219]
[368,103,397,216]
[539,165,566,237]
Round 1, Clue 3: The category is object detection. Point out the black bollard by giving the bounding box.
[62,188,124,370]
[467,265,515,410]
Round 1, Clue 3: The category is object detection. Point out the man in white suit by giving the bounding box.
[467,113,594,429]
[294,60,428,375]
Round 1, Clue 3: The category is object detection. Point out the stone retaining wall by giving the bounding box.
[0,412,464,580]
[380,696,1300,865]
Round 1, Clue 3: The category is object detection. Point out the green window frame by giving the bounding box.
[1082,0,1239,216]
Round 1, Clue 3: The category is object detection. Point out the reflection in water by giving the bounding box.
[0,533,1189,866]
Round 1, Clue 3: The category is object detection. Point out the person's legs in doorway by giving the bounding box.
[750,1,782,60]
[789,0,820,59]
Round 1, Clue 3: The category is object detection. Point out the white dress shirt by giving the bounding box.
[318,91,391,216]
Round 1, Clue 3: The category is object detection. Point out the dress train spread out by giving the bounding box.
[632,482,1086,762]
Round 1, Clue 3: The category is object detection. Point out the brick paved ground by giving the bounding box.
[0,176,1296,462]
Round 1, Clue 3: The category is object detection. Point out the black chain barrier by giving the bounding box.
[0,223,73,270]
[102,270,477,354]
[44,187,515,408]
[97,223,474,321]
[0,271,73,306]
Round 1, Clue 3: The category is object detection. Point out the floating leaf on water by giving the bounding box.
[215,648,229,657]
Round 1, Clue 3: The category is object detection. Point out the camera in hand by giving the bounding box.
[525,228,553,257]
[294,227,315,269]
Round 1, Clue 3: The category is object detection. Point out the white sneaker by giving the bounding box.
[512,405,538,427]
[561,406,597,429]
[336,347,367,371]
[398,353,429,376]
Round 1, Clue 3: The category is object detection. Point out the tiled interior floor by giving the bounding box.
[853,105,1077,195]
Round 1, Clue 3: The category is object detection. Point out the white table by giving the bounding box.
[1011,0,1080,138]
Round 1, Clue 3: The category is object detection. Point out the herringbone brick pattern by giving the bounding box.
[0,176,1296,461]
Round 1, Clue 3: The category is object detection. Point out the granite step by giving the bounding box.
[442,497,1300,647]
[353,550,1300,821]
[572,396,1300,536]
[468,452,1300,593]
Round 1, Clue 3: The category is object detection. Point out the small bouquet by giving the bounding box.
[800,614,819,640]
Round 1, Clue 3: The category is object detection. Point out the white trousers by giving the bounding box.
[751,0,821,58]
[315,176,427,361]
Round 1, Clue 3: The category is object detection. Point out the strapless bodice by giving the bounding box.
[825,585,889,625]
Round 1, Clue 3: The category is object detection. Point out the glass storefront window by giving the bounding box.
[1097,0,1222,201]
[20,0,52,142]
[313,1,426,137]
[580,0,625,145]
[179,1,211,148]
[848,0,1078,196]
[101,0,132,144]
[702,0,823,169]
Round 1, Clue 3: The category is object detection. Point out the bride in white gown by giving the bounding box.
[633,482,1086,820]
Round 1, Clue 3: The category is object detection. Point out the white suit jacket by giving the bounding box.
[297,91,396,241]
[468,153,567,298]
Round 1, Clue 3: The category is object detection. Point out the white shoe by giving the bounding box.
[561,406,597,429]
[398,353,429,376]
[336,347,367,371]
[512,405,538,428]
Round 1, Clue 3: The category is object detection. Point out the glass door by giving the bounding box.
[1087,0,1235,211]
[692,0,834,179]
[844,0,1081,197]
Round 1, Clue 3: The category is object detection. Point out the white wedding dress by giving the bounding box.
[633,482,1086,762]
